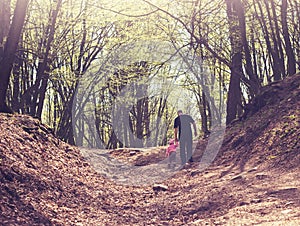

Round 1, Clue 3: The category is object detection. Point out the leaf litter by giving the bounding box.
[1,74,300,225]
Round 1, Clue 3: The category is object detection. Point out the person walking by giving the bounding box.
[174,110,197,165]
[166,138,178,169]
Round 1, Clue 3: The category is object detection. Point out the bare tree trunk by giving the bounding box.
[0,0,11,59]
[270,0,286,77]
[225,0,243,124]
[226,56,242,125]
[236,0,260,96]
[0,0,29,113]
[56,17,86,145]
[135,99,144,147]
[34,0,62,119]
[144,97,150,144]
[201,91,209,136]
[281,0,296,76]
[12,49,22,112]
[254,0,280,82]
[56,92,76,145]
[153,97,167,146]
[264,0,284,81]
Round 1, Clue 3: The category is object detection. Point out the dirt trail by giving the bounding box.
[79,141,201,186]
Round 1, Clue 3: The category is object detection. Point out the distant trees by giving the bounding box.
[6,0,64,117]
[144,0,299,124]
[0,0,299,145]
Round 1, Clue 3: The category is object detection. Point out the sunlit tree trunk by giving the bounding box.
[225,0,243,124]
[0,0,11,59]
[34,0,62,119]
[281,0,296,76]
[0,0,29,113]
[201,91,209,136]
[237,0,260,96]
[270,0,285,78]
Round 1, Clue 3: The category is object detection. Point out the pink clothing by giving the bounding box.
[166,143,178,157]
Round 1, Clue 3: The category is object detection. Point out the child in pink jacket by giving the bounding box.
[166,138,178,168]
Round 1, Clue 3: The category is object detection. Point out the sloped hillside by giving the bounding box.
[0,114,114,225]
[0,74,299,225]
[215,73,300,170]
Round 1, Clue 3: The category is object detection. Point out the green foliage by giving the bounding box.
[3,0,299,145]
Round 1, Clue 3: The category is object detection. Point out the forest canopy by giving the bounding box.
[0,0,299,148]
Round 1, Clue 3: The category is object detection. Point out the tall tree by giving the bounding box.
[30,0,63,119]
[225,0,243,124]
[281,0,296,76]
[0,0,11,59]
[0,0,29,113]
[237,0,260,96]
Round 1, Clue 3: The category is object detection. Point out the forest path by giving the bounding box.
[80,143,300,225]
[79,141,200,186]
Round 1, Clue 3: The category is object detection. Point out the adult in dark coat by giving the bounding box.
[174,110,197,165]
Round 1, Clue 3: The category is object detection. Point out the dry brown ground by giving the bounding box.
[0,74,299,225]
